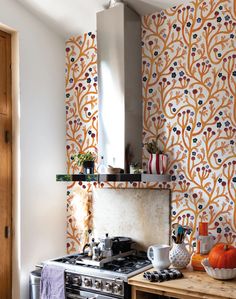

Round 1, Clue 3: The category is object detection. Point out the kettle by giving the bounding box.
[98,233,113,258]
[83,238,99,257]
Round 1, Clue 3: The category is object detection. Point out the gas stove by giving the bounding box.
[44,251,151,281]
[41,251,151,299]
[49,252,150,277]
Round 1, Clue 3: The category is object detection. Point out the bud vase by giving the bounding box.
[148,153,167,174]
[169,242,191,269]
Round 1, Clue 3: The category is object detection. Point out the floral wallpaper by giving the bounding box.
[65,0,236,253]
[142,0,236,247]
[65,33,98,252]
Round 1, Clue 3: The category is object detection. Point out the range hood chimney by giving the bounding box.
[108,0,124,8]
[97,2,142,172]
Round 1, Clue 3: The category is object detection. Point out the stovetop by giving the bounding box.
[53,253,150,274]
[42,252,151,281]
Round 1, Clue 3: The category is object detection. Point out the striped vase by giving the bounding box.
[148,153,168,174]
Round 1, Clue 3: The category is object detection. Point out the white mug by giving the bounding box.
[147,244,171,270]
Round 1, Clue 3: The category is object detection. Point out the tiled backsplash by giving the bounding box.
[65,0,236,253]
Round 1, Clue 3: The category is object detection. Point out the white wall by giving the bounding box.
[0,0,67,298]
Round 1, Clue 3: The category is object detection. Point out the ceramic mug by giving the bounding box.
[147,244,171,270]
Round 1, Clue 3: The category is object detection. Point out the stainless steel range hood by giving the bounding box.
[56,3,171,183]
[97,2,142,172]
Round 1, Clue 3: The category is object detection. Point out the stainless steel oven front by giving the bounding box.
[66,290,118,299]
[66,272,130,299]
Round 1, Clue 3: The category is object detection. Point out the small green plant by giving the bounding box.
[72,151,95,166]
[145,135,162,154]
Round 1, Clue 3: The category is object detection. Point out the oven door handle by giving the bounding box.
[67,294,97,299]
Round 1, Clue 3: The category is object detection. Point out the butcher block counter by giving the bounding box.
[128,267,236,299]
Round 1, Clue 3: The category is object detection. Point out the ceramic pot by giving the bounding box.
[148,153,167,174]
[83,161,94,174]
[169,243,191,269]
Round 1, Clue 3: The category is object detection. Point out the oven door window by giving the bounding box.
[67,290,116,299]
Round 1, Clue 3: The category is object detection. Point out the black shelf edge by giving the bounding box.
[56,174,171,183]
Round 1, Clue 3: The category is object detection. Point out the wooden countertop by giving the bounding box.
[128,267,236,299]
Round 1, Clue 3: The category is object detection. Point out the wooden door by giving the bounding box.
[0,29,12,299]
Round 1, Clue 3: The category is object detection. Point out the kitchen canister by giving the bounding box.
[169,242,191,269]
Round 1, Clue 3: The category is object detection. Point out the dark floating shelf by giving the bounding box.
[56,173,171,183]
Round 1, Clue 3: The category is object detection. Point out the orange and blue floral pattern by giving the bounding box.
[65,0,236,253]
[142,0,236,247]
[65,34,98,252]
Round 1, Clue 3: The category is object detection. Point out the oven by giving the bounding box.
[39,247,150,299]
[65,272,130,299]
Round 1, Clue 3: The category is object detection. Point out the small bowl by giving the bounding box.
[201,258,236,280]
[107,166,122,174]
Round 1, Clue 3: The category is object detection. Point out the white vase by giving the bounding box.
[169,243,191,269]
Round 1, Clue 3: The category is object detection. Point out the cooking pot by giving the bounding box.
[112,236,133,254]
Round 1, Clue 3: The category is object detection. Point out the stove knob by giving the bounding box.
[73,277,81,285]
[113,284,122,294]
[84,278,92,287]
[105,282,112,292]
[94,280,101,289]
[65,276,71,284]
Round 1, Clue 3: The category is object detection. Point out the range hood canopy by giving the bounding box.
[56,3,171,183]
[97,2,143,173]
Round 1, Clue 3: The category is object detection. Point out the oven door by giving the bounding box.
[66,290,117,299]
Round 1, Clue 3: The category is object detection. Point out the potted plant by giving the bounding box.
[145,135,168,174]
[73,151,96,174]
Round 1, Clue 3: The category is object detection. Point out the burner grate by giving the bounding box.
[50,253,151,275]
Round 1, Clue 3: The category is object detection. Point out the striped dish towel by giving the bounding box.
[143,269,183,282]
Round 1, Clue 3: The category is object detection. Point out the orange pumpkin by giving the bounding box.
[208,243,236,269]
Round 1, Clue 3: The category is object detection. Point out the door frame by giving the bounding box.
[0,24,20,299]
[0,28,12,299]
